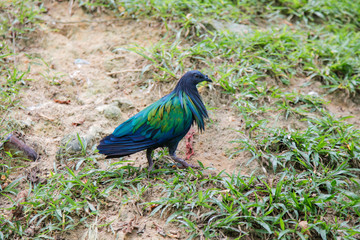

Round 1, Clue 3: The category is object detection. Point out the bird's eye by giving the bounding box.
[195,74,199,78]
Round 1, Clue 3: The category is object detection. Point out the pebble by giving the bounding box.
[74,59,90,65]
[308,91,319,97]
[96,104,124,121]
[56,126,100,159]
[113,97,135,111]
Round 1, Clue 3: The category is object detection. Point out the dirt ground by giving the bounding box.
[5,1,360,239]
[5,2,258,239]
[13,1,254,173]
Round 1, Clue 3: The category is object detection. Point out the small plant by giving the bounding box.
[0,0,45,42]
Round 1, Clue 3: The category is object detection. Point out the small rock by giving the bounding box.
[59,134,87,154]
[15,118,34,129]
[308,91,319,97]
[204,20,252,36]
[113,97,135,111]
[56,126,102,160]
[97,104,123,121]
[104,105,122,120]
[205,19,223,32]
[86,126,101,145]
[103,57,126,72]
[226,22,252,35]
[95,105,107,112]
[56,133,91,158]
[74,59,90,65]
[69,70,83,82]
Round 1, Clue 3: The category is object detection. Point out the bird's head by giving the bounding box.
[180,70,212,86]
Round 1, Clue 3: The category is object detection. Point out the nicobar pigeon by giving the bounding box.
[97,70,212,171]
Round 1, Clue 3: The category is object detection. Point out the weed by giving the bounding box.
[0,0,44,42]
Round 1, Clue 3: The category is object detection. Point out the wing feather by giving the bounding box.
[97,92,193,157]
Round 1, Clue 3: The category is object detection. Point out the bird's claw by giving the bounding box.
[170,155,199,169]
[178,163,200,169]
[148,164,154,172]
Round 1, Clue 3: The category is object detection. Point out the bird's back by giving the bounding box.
[97,91,194,158]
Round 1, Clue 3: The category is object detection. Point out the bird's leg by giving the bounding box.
[146,148,155,171]
[185,128,195,160]
[170,154,199,169]
[168,144,199,169]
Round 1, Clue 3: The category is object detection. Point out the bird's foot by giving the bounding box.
[170,155,199,169]
[148,162,154,172]
[147,148,155,172]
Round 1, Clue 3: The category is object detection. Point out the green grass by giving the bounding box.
[147,168,360,239]
[80,0,360,29]
[128,25,360,96]
[237,111,360,172]
[1,0,360,239]
[0,0,45,42]
[0,2,41,239]
[81,0,360,96]
[2,157,359,239]
[111,0,360,238]
[0,0,42,136]
[110,0,360,96]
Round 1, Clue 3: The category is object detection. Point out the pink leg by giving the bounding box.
[185,128,195,160]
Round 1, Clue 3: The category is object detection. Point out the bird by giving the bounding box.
[97,70,212,171]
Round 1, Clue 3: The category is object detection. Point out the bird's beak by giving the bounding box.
[205,75,212,82]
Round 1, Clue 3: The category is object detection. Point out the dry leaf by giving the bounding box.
[72,120,84,126]
[26,167,46,184]
[150,204,159,211]
[153,222,166,237]
[299,220,310,235]
[123,217,138,235]
[54,99,71,104]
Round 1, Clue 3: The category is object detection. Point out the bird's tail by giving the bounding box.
[97,134,156,158]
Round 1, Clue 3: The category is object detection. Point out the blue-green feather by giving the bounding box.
[97,70,210,158]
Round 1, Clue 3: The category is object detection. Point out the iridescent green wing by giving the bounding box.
[113,92,192,143]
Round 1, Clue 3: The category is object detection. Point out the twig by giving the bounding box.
[68,0,74,16]
[45,18,133,25]
[254,55,271,64]
[12,32,16,66]
[3,133,38,161]
[36,113,55,121]
[0,110,10,127]
[106,69,143,75]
